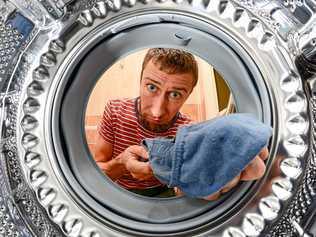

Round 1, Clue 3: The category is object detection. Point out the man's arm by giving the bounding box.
[94,133,127,180]
[94,134,154,181]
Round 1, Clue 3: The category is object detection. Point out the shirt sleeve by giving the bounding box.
[98,101,114,144]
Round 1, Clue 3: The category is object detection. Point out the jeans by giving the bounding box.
[7,12,34,39]
[142,113,273,198]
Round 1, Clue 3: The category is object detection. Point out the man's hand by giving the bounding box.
[120,145,154,181]
[202,147,269,201]
[240,146,269,181]
[174,147,270,200]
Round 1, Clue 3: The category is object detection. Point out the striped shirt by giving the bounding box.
[98,97,191,189]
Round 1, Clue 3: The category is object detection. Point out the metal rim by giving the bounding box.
[52,16,270,232]
[16,1,308,236]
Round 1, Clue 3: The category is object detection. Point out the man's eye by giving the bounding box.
[169,91,181,99]
[147,84,157,92]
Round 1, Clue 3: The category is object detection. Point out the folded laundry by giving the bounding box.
[142,113,273,198]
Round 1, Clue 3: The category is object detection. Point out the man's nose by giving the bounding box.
[151,96,166,118]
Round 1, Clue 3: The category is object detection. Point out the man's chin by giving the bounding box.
[147,124,169,133]
[141,119,171,133]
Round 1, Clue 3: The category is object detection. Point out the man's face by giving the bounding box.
[139,60,195,132]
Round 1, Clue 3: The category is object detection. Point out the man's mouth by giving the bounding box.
[147,117,162,124]
[139,114,172,133]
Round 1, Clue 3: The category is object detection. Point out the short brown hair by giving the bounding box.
[141,48,198,88]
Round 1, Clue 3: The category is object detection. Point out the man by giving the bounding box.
[94,48,269,199]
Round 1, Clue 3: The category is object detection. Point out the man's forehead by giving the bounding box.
[143,61,194,87]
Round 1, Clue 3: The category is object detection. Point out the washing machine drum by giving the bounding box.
[0,0,316,236]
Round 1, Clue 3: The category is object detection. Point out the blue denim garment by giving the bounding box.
[142,113,273,198]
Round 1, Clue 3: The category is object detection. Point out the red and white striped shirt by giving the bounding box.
[98,97,191,189]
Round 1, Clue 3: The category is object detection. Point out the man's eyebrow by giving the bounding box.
[144,78,162,85]
[171,87,188,93]
[145,77,189,93]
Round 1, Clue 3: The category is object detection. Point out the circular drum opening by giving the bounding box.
[85,48,236,199]
[51,14,273,235]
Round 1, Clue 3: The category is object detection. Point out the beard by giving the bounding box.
[138,114,173,133]
[136,97,178,133]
